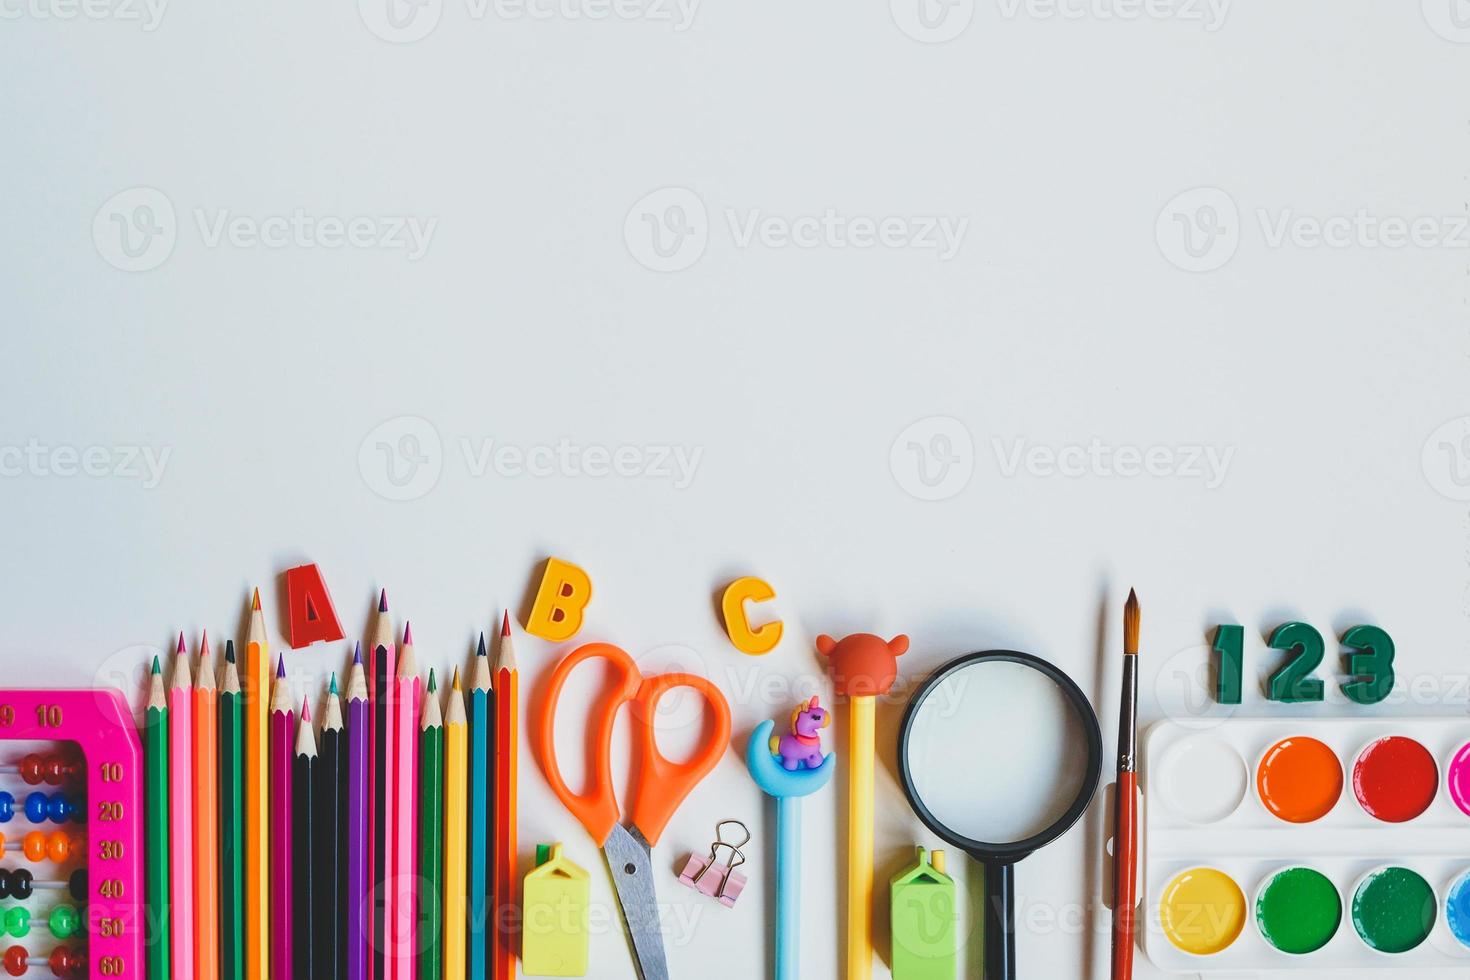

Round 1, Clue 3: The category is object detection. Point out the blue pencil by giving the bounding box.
[468,634,494,980]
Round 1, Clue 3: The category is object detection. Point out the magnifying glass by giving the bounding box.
[898,651,1102,980]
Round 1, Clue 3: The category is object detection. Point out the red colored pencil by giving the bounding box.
[271,655,296,980]
[491,612,518,980]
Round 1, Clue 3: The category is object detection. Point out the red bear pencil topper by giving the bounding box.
[815,632,909,698]
[816,631,907,979]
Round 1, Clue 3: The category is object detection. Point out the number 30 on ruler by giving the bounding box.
[1212,622,1394,705]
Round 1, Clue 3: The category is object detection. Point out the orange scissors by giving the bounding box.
[534,642,731,980]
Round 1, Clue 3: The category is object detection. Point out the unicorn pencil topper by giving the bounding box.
[769,696,830,771]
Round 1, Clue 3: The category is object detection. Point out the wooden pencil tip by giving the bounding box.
[1123,588,1141,655]
[151,655,162,675]
[451,666,462,690]
[251,587,261,612]
[276,653,286,678]
[301,697,311,721]
[224,639,236,664]
[402,620,413,646]
[476,632,487,657]
[176,631,186,654]
[501,610,511,637]
[200,630,209,657]
[379,588,389,613]
[353,641,362,665]
[329,673,338,695]
[427,668,437,692]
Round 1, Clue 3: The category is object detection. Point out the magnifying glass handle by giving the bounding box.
[983,861,1016,980]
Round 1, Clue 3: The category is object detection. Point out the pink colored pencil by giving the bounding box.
[168,634,195,980]
[388,623,422,979]
[270,655,295,980]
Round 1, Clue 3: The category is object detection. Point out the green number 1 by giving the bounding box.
[1212,625,1244,704]
[1341,624,1395,705]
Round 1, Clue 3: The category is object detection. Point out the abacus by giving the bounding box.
[0,692,141,979]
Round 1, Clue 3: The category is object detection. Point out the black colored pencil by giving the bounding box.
[372,591,392,980]
[295,701,319,980]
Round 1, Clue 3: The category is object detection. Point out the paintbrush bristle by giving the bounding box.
[1123,588,1140,655]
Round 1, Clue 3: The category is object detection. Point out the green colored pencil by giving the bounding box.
[220,642,245,980]
[145,655,171,980]
[418,671,445,980]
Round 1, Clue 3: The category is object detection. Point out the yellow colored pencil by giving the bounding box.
[245,588,270,980]
[443,670,468,980]
[194,633,221,980]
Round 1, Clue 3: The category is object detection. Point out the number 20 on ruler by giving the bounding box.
[1212,622,1394,705]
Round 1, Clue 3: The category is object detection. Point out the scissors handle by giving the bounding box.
[625,669,731,846]
[535,642,642,846]
[534,642,731,848]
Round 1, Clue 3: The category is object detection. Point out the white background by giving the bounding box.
[5,1,1470,977]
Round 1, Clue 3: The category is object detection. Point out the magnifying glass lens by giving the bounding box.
[905,660,1092,844]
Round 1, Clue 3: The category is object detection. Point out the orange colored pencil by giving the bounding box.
[245,588,270,980]
[194,632,221,980]
[492,612,518,979]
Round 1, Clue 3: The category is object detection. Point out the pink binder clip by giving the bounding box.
[678,819,750,908]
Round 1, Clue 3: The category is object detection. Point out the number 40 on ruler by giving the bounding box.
[1212,622,1394,705]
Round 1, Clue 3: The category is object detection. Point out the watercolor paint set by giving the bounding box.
[1142,718,1470,971]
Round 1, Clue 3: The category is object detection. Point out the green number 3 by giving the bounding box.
[1267,622,1325,702]
[1341,624,1395,705]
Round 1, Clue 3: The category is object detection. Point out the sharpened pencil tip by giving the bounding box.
[451,666,462,690]
[200,630,209,656]
[427,668,437,692]
[301,697,311,721]
[353,641,362,665]
[501,610,511,637]
[476,632,487,657]
[252,587,261,611]
[403,620,413,646]
[151,655,161,675]
[379,588,388,612]
[224,640,236,664]
[276,654,286,678]
[329,673,338,695]
[176,632,186,653]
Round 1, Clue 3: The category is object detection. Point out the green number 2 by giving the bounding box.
[1267,622,1325,702]
[1341,624,1395,704]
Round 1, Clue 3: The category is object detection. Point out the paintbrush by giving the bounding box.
[1111,588,1141,980]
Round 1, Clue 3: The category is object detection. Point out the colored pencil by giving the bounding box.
[346,646,371,980]
[319,674,346,980]
[418,671,444,980]
[371,590,394,980]
[270,656,295,980]
[389,624,422,980]
[1111,589,1142,980]
[194,632,221,980]
[295,700,318,980]
[221,642,245,980]
[245,588,270,980]
[847,693,874,980]
[145,656,171,980]
[443,671,468,980]
[492,613,518,980]
[468,634,494,980]
[169,635,195,980]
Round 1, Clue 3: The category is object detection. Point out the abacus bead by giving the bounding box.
[2,946,24,977]
[0,793,12,823]
[47,945,74,978]
[46,908,77,941]
[65,871,84,902]
[42,761,67,787]
[45,835,68,864]
[21,833,43,864]
[3,910,26,939]
[23,794,45,824]
[0,870,11,899]
[11,871,31,901]
[45,795,70,825]
[18,758,43,787]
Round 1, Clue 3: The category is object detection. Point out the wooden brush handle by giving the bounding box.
[1111,771,1138,980]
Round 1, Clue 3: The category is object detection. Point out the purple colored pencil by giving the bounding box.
[270,655,296,980]
[347,645,372,980]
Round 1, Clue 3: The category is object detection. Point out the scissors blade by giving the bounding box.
[603,823,669,980]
